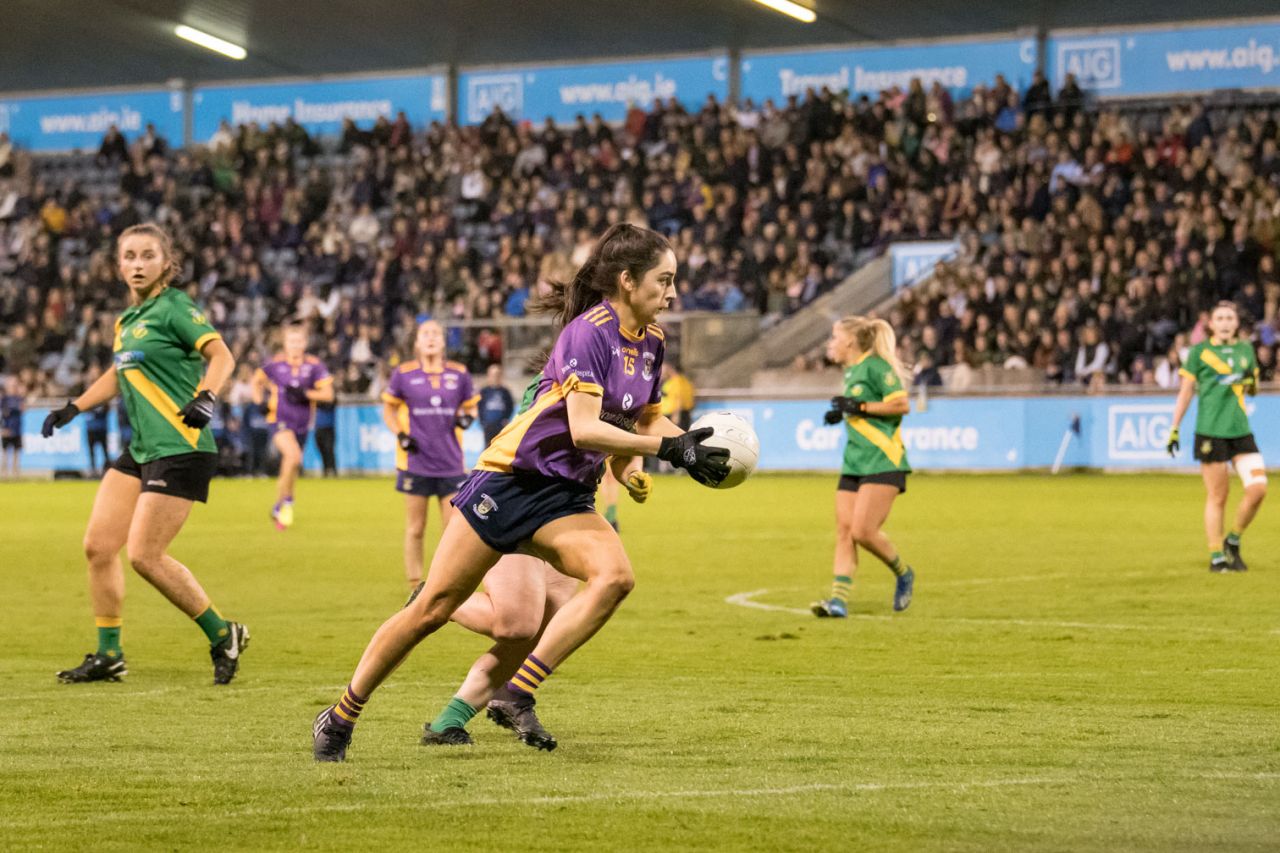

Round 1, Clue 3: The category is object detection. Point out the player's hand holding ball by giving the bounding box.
[623,470,652,503]
[658,428,731,487]
[398,432,418,452]
[454,413,475,430]
[1166,427,1180,457]
[41,401,80,437]
[677,413,761,489]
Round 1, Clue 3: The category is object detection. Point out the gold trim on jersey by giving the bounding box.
[846,418,905,466]
[395,402,411,471]
[1197,349,1248,413]
[882,390,908,402]
[119,370,201,448]
[193,332,221,352]
[475,380,570,473]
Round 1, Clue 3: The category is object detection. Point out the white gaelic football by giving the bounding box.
[689,411,760,489]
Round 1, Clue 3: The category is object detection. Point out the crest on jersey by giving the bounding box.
[852,384,863,396]
[622,393,634,409]
[131,321,149,339]
[431,395,442,406]
[885,370,898,386]
[189,308,206,325]
[473,494,498,519]
[642,352,655,381]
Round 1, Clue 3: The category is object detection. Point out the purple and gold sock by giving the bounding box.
[330,684,367,730]
[506,654,552,698]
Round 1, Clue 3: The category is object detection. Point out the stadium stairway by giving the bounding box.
[699,254,892,390]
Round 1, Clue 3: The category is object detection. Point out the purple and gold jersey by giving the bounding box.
[477,300,665,488]
[257,355,332,433]
[383,360,478,477]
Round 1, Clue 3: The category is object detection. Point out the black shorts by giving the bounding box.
[838,471,908,494]
[112,449,218,503]
[1,434,20,451]
[396,470,467,498]
[1193,433,1259,463]
[452,469,598,554]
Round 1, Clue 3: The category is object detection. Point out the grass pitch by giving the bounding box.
[2,473,1277,851]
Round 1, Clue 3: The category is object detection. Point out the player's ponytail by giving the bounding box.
[118,222,180,286]
[854,318,908,386]
[531,223,671,328]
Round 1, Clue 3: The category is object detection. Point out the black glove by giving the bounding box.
[454,413,475,430]
[178,390,217,429]
[42,401,80,437]
[398,432,418,452]
[823,407,845,425]
[657,427,731,486]
[1243,375,1258,397]
[1166,427,1180,458]
[830,396,867,416]
[284,385,310,405]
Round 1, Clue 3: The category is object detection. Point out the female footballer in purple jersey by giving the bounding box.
[381,320,479,590]
[313,223,729,761]
[252,326,334,529]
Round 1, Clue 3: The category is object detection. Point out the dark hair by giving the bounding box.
[531,223,671,327]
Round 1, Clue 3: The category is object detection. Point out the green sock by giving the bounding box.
[95,617,123,659]
[1210,550,1226,564]
[1226,531,1241,546]
[831,575,852,603]
[887,555,907,577]
[429,696,478,733]
[603,504,618,525]
[194,605,231,646]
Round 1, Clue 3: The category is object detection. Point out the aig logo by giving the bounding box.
[1107,404,1170,460]
[1055,38,1121,90]
[466,74,524,123]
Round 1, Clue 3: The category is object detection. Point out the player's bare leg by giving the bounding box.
[127,492,248,682]
[814,490,858,617]
[851,484,914,612]
[423,554,548,745]
[1202,463,1231,571]
[403,495,428,589]
[271,429,302,528]
[58,469,138,682]
[1224,454,1267,572]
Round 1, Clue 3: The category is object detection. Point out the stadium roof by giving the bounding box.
[4,0,1280,94]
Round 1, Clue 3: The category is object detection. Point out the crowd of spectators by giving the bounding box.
[2,69,1279,416]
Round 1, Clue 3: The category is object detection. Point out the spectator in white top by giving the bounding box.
[1074,324,1110,386]
[348,203,380,245]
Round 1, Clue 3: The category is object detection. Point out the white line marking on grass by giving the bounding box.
[8,772,1278,830]
[0,776,1074,829]
[725,589,1247,634]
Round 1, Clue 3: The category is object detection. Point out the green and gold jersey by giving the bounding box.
[112,287,221,462]
[1180,338,1257,439]
[517,375,541,416]
[841,353,911,476]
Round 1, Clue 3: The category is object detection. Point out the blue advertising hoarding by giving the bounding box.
[193,74,446,141]
[1048,19,1280,97]
[740,37,1037,104]
[890,241,960,290]
[459,55,728,125]
[0,89,183,152]
[16,394,1278,474]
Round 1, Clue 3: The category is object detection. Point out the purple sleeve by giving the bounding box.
[383,369,404,403]
[311,361,332,387]
[460,371,476,405]
[547,320,609,395]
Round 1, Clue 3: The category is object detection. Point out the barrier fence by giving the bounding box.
[13,393,1276,475]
